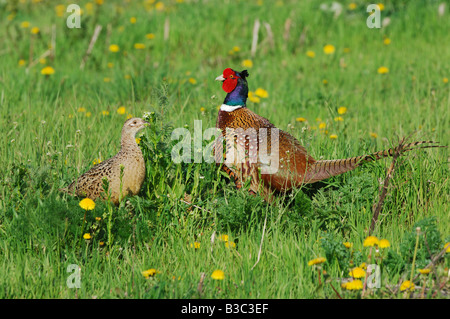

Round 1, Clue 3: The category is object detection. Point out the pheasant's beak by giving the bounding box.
[215,74,225,82]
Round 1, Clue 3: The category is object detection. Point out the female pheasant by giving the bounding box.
[60,117,149,205]
[214,67,438,201]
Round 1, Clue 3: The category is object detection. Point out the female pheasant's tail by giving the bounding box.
[304,141,442,183]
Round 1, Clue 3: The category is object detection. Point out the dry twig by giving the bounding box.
[80,25,102,70]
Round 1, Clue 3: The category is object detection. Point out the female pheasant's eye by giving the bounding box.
[133,121,137,124]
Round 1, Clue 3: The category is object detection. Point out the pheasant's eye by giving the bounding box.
[229,75,234,79]
[133,121,137,124]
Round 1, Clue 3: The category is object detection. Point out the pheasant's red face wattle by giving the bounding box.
[222,68,238,93]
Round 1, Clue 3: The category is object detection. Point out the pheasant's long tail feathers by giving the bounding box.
[304,141,442,183]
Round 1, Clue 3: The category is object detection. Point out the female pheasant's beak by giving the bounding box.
[215,74,225,82]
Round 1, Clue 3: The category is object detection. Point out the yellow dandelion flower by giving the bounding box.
[211,269,225,280]
[103,77,111,83]
[306,50,316,58]
[444,242,450,253]
[126,114,133,119]
[101,110,110,116]
[418,268,431,275]
[363,236,379,247]
[334,116,344,122]
[124,74,131,80]
[142,268,159,278]
[188,78,197,85]
[135,137,141,144]
[95,0,104,4]
[155,2,165,11]
[85,2,94,14]
[190,242,201,249]
[359,262,367,269]
[233,46,241,52]
[39,58,46,65]
[78,107,87,113]
[323,44,335,55]
[322,79,328,85]
[85,111,92,118]
[99,241,105,246]
[109,44,120,53]
[378,239,390,248]
[219,234,229,242]
[79,198,95,211]
[443,78,449,84]
[117,106,126,115]
[130,17,137,24]
[318,122,327,130]
[342,279,363,290]
[337,106,347,115]
[377,66,389,74]
[146,33,155,39]
[383,38,391,45]
[308,257,326,266]
[18,59,26,67]
[370,132,378,138]
[343,47,351,53]
[296,117,306,122]
[31,27,40,34]
[400,280,415,292]
[225,241,236,248]
[343,242,353,249]
[21,21,30,28]
[349,267,366,279]
[248,92,260,103]
[329,134,338,139]
[255,88,269,98]
[134,43,146,50]
[200,107,205,112]
[41,66,55,75]
[377,3,385,11]
[242,59,253,68]
[348,3,357,10]
[107,62,114,68]
[93,158,102,165]
[83,233,91,240]
[55,4,65,17]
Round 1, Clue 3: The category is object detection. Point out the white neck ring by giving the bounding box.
[220,104,244,112]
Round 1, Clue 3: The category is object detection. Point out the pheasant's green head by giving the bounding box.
[215,68,249,106]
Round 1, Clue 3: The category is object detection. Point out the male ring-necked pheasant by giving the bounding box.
[214,68,438,201]
[60,117,149,205]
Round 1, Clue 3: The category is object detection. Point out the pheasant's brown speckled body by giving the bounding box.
[215,107,316,199]
[61,118,149,205]
[214,68,439,201]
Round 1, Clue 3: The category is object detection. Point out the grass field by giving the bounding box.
[0,0,449,299]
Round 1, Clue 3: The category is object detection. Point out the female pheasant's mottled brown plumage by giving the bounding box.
[214,68,439,201]
[60,118,149,205]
